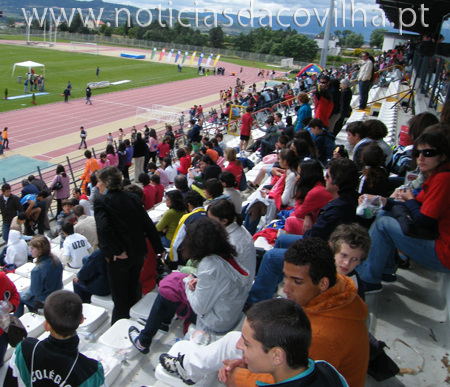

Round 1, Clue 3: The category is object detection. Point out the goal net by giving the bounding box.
[280,58,294,68]
[70,42,98,55]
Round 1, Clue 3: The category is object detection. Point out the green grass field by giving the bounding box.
[0,43,198,112]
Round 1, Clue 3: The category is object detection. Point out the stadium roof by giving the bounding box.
[376,0,450,35]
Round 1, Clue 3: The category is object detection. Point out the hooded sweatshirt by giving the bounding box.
[235,275,369,387]
[5,230,28,267]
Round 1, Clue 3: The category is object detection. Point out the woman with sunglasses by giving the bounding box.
[355,127,450,294]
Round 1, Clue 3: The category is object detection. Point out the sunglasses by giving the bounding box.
[412,149,441,158]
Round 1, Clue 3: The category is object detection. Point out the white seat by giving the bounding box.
[83,348,122,386]
[130,291,158,321]
[64,266,80,274]
[79,304,109,333]
[97,319,141,360]
[14,277,31,293]
[15,262,36,278]
[155,340,220,387]
[62,271,76,285]
[20,312,46,338]
[91,294,114,311]
[6,273,21,282]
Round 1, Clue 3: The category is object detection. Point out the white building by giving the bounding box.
[314,34,341,55]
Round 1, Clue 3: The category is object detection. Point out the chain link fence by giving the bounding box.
[2,28,308,68]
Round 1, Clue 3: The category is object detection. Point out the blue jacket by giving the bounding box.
[295,104,312,132]
[23,255,63,304]
[190,124,202,143]
[314,130,336,166]
[304,191,359,241]
[77,249,110,296]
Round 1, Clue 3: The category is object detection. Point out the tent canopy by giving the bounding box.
[12,61,45,77]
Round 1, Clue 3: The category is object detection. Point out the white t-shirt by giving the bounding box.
[62,233,92,269]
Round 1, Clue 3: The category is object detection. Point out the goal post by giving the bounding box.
[280,58,294,68]
[70,42,99,55]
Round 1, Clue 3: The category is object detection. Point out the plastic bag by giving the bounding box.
[356,195,383,219]
[190,317,212,346]
[0,299,11,331]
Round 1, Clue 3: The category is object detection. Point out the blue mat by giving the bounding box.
[0,155,55,182]
[120,53,146,59]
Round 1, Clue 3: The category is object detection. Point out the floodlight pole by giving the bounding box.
[26,11,30,44]
[44,14,46,43]
[319,0,335,71]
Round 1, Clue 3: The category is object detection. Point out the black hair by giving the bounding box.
[37,191,49,199]
[174,174,189,190]
[246,299,311,369]
[208,198,242,226]
[1,184,10,192]
[284,237,337,288]
[163,157,172,168]
[148,162,157,171]
[295,160,324,201]
[177,148,186,158]
[365,120,388,140]
[17,212,28,221]
[90,172,98,187]
[124,184,144,201]
[408,112,439,141]
[327,158,359,195]
[149,129,157,139]
[414,126,450,165]
[361,143,388,190]
[182,217,236,262]
[201,154,215,165]
[204,178,224,198]
[291,139,311,158]
[308,118,323,130]
[118,142,126,152]
[184,190,204,209]
[56,165,67,178]
[166,190,186,212]
[44,290,83,337]
[62,221,74,235]
[295,129,317,156]
[346,121,368,139]
[84,150,92,159]
[151,174,161,184]
[138,173,150,186]
[106,144,115,156]
[279,149,298,172]
[219,171,237,188]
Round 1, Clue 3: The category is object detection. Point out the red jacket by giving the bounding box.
[178,156,191,175]
[240,113,253,136]
[0,273,20,335]
[142,184,156,211]
[225,161,243,187]
[314,94,334,127]
[153,184,164,204]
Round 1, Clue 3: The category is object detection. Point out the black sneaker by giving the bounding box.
[362,280,383,294]
[128,326,149,354]
[159,352,195,385]
[381,273,397,283]
[158,323,170,334]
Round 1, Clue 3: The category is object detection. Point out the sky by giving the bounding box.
[78,0,385,20]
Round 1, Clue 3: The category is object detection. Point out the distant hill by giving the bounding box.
[0,0,396,40]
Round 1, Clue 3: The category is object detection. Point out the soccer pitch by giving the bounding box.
[0,43,198,113]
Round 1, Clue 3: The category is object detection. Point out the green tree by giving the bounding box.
[59,22,68,32]
[269,43,284,56]
[231,32,253,52]
[341,29,352,47]
[104,27,113,36]
[209,26,224,48]
[370,28,387,48]
[99,23,107,33]
[282,34,318,62]
[346,32,364,48]
[7,17,15,27]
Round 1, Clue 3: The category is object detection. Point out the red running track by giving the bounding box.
[0,41,273,161]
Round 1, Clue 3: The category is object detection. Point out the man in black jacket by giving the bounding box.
[0,184,24,244]
[94,166,164,324]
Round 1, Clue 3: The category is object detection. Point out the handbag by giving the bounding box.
[53,175,63,191]
[7,315,28,347]
[391,204,439,240]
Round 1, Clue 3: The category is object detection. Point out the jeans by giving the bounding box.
[160,235,171,248]
[138,293,197,348]
[356,211,450,285]
[0,332,9,367]
[79,138,87,149]
[358,80,371,109]
[86,96,92,105]
[2,222,10,244]
[3,139,8,149]
[73,280,92,303]
[260,140,274,158]
[247,234,302,305]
